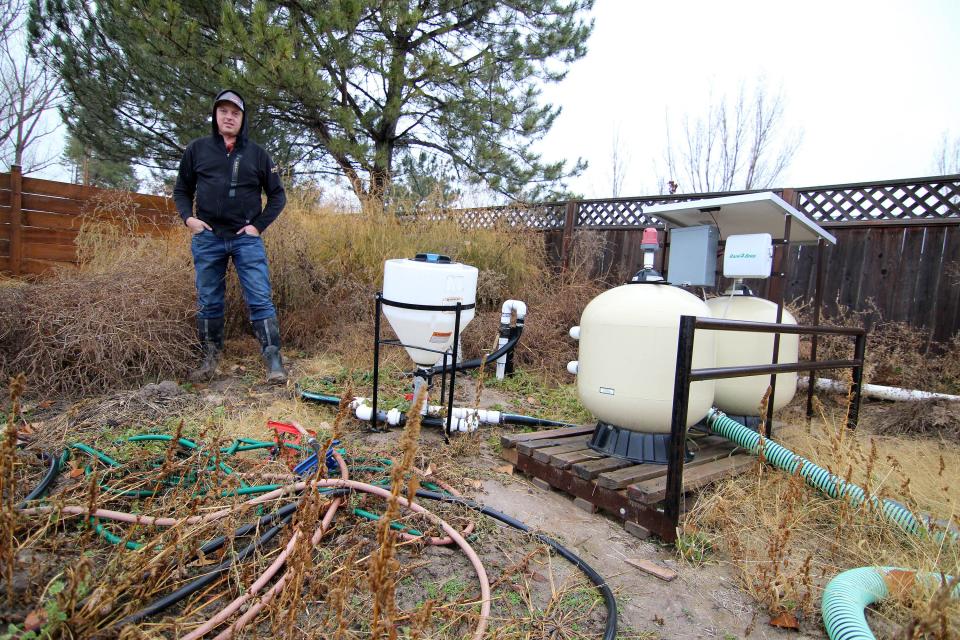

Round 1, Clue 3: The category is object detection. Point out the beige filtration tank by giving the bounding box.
[705,292,799,415]
[574,283,716,433]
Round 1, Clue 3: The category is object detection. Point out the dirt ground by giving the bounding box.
[7,352,835,639]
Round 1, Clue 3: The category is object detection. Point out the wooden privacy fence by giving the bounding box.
[458,174,960,343]
[0,165,176,276]
[2,166,959,341]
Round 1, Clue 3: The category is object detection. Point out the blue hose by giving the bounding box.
[705,409,957,542]
[822,567,958,640]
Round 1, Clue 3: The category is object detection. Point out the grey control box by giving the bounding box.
[666,225,719,287]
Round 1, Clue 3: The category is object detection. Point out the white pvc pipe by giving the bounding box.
[351,402,499,432]
[496,299,527,380]
[799,376,960,403]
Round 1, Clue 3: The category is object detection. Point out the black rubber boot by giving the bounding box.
[251,316,287,384]
[189,317,224,382]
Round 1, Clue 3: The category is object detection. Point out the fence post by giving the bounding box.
[9,164,22,276]
[559,200,577,271]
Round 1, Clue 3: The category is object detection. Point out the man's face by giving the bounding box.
[216,103,243,138]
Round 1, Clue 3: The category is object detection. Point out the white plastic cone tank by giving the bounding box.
[382,255,478,366]
[705,293,799,415]
[576,284,716,433]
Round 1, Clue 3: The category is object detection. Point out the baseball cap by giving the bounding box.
[215,91,244,112]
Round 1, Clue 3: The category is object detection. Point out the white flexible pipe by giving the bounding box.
[496,299,527,380]
[799,377,960,403]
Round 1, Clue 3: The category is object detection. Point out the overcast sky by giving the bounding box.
[535,0,960,199]
[26,0,960,202]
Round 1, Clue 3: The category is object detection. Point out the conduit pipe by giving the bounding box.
[800,376,960,403]
[351,400,575,432]
[822,567,959,640]
[705,409,958,543]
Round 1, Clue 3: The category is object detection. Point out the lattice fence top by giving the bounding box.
[455,203,566,229]
[797,176,960,222]
[450,176,960,230]
[576,198,662,227]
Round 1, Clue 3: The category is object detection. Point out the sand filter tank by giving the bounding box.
[568,230,716,463]
[382,254,478,367]
[705,287,799,415]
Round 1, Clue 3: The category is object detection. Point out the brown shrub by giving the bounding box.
[0,213,195,396]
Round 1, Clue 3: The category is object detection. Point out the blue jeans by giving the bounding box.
[191,230,276,321]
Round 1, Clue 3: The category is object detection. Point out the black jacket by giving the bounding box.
[173,90,286,237]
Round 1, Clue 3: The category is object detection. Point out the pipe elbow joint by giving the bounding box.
[501,299,528,325]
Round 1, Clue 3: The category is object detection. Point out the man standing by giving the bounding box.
[174,89,287,383]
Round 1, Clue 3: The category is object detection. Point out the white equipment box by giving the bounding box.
[723,233,773,279]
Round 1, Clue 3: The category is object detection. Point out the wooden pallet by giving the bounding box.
[500,425,756,541]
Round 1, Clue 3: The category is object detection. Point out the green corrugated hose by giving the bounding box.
[705,409,957,542]
[822,567,958,640]
[705,410,959,639]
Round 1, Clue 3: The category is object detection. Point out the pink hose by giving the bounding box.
[20,454,490,637]
[19,481,307,525]
[247,468,476,546]
[190,479,491,640]
[181,451,349,640]
[395,469,475,546]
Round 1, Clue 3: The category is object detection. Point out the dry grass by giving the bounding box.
[684,397,960,637]
[793,300,960,395]
[0,189,602,397]
[0,201,195,396]
[1,365,614,639]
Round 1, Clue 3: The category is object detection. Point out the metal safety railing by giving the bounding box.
[662,315,868,529]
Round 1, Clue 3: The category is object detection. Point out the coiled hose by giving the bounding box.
[822,567,959,640]
[705,409,957,542]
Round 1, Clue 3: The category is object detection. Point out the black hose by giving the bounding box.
[115,513,295,626]
[501,414,579,428]
[424,324,523,376]
[415,489,618,640]
[194,502,299,559]
[17,450,61,509]
[116,489,349,626]
[300,389,578,431]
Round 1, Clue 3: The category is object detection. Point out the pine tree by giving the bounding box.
[388,151,461,214]
[63,133,139,190]
[31,0,593,203]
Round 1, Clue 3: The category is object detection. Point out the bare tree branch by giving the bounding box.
[608,126,630,197]
[0,0,61,173]
[934,132,960,174]
[659,81,801,194]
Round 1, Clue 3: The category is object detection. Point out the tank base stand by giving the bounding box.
[586,422,693,465]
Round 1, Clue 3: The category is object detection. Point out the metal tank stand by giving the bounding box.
[371,292,474,440]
